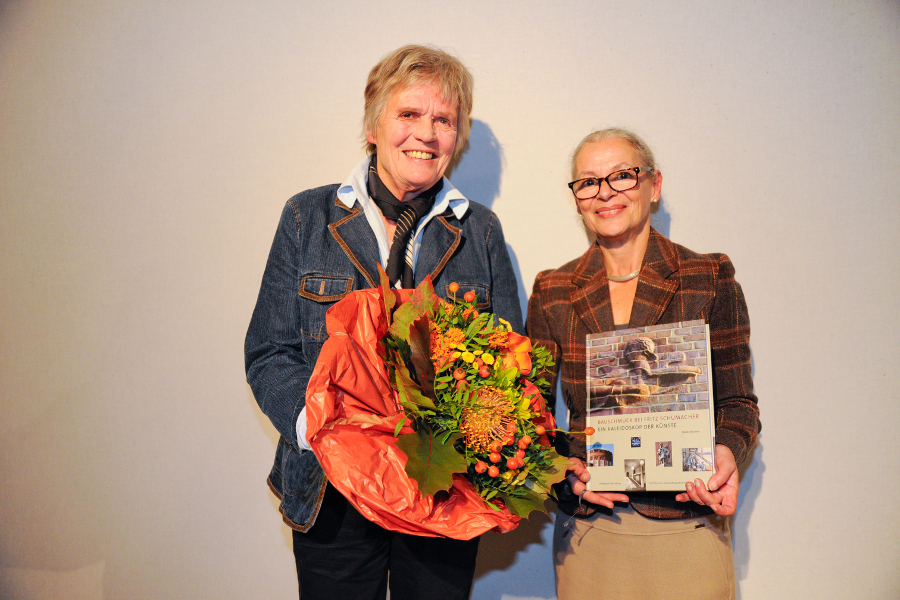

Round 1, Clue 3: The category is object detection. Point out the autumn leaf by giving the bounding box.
[377,266,396,328]
[389,277,439,342]
[529,450,572,494]
[497,487,548,518]
[394,363,437,415]
[396,425,467,497]
[407,314,436,397]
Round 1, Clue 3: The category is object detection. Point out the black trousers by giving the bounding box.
[292,484,480,600]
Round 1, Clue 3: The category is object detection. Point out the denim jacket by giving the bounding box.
[245,182,523,531]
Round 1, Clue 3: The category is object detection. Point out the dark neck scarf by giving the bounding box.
[366,155,443,287]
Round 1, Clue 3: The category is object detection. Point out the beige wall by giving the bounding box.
[1,1,898,598]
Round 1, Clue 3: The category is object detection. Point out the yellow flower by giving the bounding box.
[461,352,475,363]
[473,350,483,356]
[498,318,513,332]
[456,343,467,351]
[450,351,461,360]
[481,354,495,365]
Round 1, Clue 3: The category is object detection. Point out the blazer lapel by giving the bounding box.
[414,215,461,284]
[570,244,616,334]
[628,229,679,327]
[570,229,681,333]
[328,198,381,287]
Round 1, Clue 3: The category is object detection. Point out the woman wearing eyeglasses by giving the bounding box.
[526,128,760,599]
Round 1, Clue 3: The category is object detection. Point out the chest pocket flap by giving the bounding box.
[298,275,354,302]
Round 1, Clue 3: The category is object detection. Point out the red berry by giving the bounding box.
[518,435,532,449]
[515,449,526,459]
[453,368,466,380]
[464,290,476,302]
[506,457,518,469]
[455,380,468,391]
[448,282,459,294]
[506,421,518,434]
[585,427,595,436]
[474,460,488,474]
[478,367,490,378]
[489,452,502,463]
[534,425,546,436]
[488,440,503,453]
[488,466,500,477]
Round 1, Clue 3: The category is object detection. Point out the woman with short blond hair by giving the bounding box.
[246,45,521,600]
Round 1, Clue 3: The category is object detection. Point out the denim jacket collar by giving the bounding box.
[336,156,469,273]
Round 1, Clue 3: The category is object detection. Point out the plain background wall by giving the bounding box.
[1,1,898,598]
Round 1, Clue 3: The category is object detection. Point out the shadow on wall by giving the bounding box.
[446,120,503,210]
[734,442,763,600]
[446,120,533,320]
[734,345,764,600]
[472,512,556,600]
[650,195,671,239]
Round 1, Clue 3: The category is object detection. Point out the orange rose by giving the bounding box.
[501,332,532,375]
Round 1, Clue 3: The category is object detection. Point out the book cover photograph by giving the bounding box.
[585,320,716,491]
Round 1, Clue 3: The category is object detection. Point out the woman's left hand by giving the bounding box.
[675,444,739,516]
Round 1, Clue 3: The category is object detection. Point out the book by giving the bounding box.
[585,320,716,491]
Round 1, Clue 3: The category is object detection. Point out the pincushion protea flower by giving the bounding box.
[459,386,514,453]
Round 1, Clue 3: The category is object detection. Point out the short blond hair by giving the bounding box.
[364,45,474,163]
[571,128,657,180]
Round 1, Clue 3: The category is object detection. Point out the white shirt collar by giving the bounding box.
[337,156,469,216]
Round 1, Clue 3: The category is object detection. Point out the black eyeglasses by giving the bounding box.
[568,167,653,200]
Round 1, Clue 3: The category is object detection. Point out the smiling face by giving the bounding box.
[365,82,458,202]
[573,137,662,245]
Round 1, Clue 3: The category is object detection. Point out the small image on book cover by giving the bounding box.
[682,447,713,471]
[585,320,716,491]
[656,441,673,467]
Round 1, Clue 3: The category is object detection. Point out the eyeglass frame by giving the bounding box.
[567,167,655,200]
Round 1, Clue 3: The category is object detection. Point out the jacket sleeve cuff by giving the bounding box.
[715,428,750,466]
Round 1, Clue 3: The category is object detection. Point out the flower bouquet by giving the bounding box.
[304,270,569,539]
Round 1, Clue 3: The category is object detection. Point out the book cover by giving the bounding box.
[585,320,716,491]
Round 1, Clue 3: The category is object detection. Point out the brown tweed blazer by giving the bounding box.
[527,228,760,519]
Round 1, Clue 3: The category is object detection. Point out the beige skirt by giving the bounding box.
[553,505,735,600]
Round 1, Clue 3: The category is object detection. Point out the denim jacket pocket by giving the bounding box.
[442,282,491,310]
[298,275,354,302]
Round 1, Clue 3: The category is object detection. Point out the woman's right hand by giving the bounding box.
[566,457,630,509]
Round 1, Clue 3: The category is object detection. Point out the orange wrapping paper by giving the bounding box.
[305,287,521,539]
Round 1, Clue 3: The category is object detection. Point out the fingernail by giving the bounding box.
[685,483,693,491]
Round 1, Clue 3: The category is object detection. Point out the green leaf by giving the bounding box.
[497,488,548,518]
[393,415,408,438]
[396,426,468,497]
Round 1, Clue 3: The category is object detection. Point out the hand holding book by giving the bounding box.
[565,457,630,510]
[675,444,738,515]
